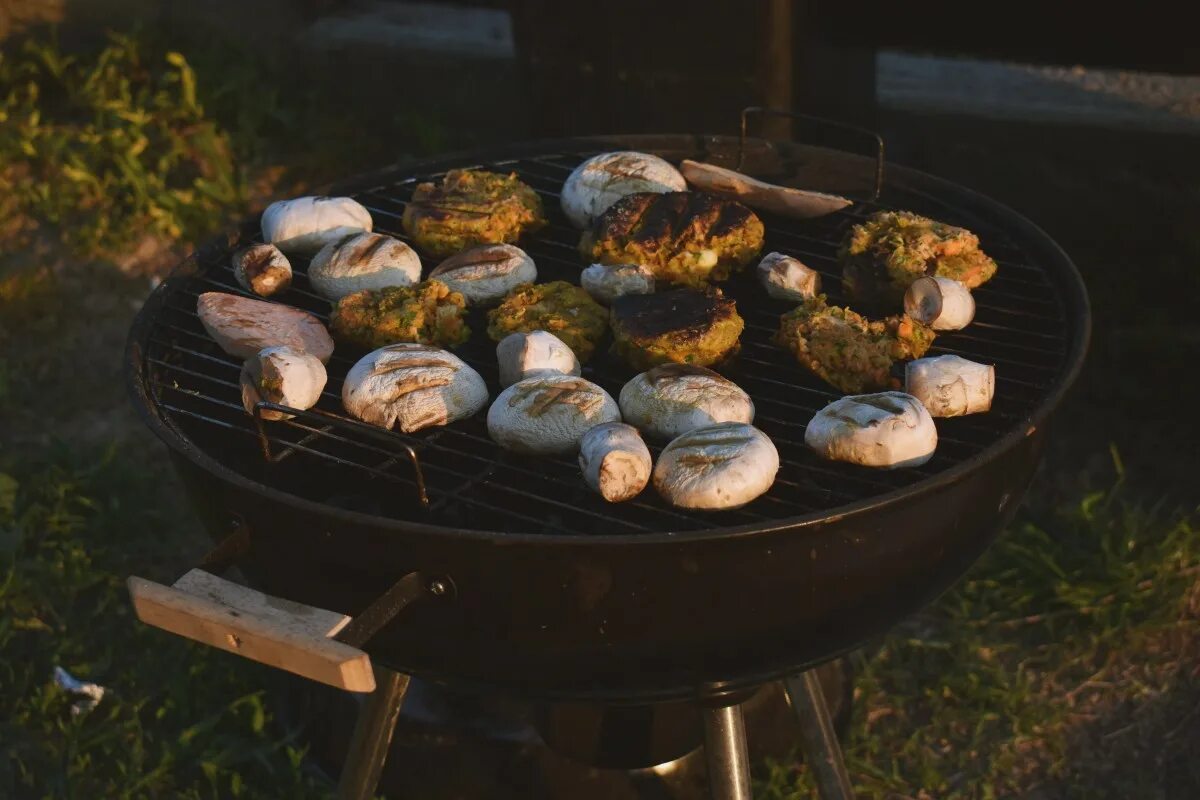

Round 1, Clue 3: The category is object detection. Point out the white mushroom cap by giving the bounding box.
[487,374,621,455]
[903,276,975,331]
[757,251,821,301]
[495,330,581,388]
[240,346,327,421]
[578,422,652,503]
[308,232,421,300]
[261,196,373,256]
[197,292,334,362]
[805,392,937,468]
[233,244,292,297]
[342,343,488,433]
[905,355,995,417]
[652,423,779,510]
[619,364,754,440]
[428,244,537,306]
[561,152,687,229]
[580,263,655,305]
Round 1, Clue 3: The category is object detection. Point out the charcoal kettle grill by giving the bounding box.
[123,112,1090,799]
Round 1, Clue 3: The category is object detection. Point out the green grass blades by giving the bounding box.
[0,31,242,258]
[0,450,333,799]
[759,460,1200,799]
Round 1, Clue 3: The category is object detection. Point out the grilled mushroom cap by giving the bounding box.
[578,422,653,503]
[486,374,621,455]
[240,346,327,421]
[261,196,372,256]
[197,292,334,362]
[428,244,537,306]
[561,151,687,230]
[652,422,779,510]
[308,232,421,300]
[905,355,994,417]
[580,262,655,305]
[495,330,581,388]
[757,251,820,301]
[233,244,292,297]
[342,343,488,433]
[903,276,976,331]
[619,364,754,440]
[805,391,937,468]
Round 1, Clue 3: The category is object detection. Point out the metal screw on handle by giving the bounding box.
[737,106,886,201]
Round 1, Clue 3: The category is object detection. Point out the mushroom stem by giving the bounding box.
[905,355,995,417]
[578,423,652,503]
[903,276,975,331]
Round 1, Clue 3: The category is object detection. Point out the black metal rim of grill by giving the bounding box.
[126,133,1091,545]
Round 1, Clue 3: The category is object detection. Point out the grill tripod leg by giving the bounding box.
[784,670,855,800]
[337,666,410,800]
[701,699,751,800]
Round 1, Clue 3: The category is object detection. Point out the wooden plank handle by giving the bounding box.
[128,569,375,692]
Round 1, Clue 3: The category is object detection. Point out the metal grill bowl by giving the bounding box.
[126,134,1089,701]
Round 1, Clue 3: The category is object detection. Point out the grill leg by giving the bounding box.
[701,699,752,800]
[784,670,855,800]
[336,666,410,800]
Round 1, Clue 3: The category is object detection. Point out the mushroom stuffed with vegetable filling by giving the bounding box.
[240,346,327,421]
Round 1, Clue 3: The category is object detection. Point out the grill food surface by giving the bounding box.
[137,142,1075,537]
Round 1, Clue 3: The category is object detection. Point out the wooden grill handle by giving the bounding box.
[127,569,375,692]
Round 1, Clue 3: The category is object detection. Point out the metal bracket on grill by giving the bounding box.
[737,106,886,200]
[250,400,430,508]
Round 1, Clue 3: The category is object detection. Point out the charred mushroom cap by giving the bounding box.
[619,363,754,440]
[308,232,422,300]
[428,244,538,306]
[486,374,621,455]
[561,151,687,230]
[342,343,488,433]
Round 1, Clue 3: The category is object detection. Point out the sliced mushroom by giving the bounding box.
[342,343,488,433]
[757,251,820,301]
[580,262,655,305]
[619,364,754,440]
[578,422,652,503]
[652,422,779,510]
[905,355,994,417]
[805,392,937,468]
[428,244,537,306]
[679,160,851,219]
[487,374,621,455]
[233,244,292,297]
[240,346,327,421]
[496,330,581,388]
[197,292,334,362]
[308,232,421,300]
[561,152,687,229]
[903,276,975,331]
[261,196,373,256]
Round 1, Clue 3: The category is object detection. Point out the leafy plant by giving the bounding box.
[0,31,242,257]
